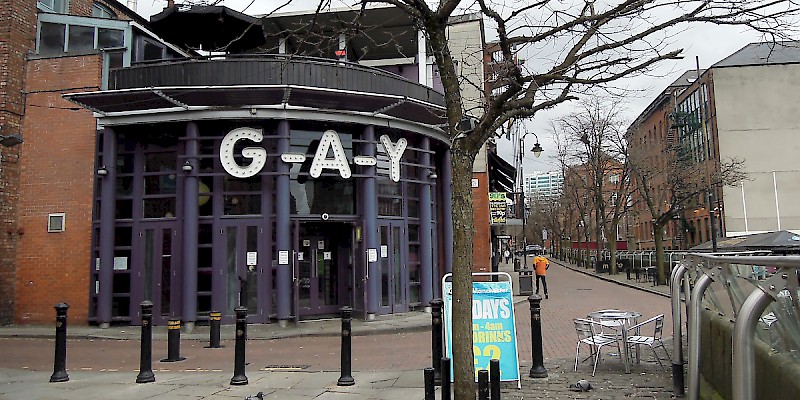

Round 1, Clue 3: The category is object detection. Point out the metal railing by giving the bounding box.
[675,253,800,400]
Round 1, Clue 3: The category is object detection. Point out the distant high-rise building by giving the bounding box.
[523,171,563,204]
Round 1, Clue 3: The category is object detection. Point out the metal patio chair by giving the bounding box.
[574,318,623,376]
[625,314,671,369]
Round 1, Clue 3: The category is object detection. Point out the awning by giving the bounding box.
[488,151,516,193]
[63,85,447,126]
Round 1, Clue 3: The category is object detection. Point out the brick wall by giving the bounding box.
[0,0,37,325]
[472,171,491,273]
[15,54,101,324]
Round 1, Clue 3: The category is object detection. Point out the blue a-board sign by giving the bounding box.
[442,273,520,383]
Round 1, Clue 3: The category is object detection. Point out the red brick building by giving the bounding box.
[2,0,185,324]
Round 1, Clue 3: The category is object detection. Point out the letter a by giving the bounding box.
[310,130,352,179]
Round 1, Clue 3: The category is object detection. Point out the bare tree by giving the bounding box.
[176,0,800,396]
[362,2,799,397]
[554,98,632,274]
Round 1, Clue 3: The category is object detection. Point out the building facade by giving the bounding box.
[4,2,492,327]
[627,41,800,250]
[5,0,183,325]
[626,71,712,250]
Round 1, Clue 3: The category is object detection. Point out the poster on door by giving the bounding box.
[442,273,520,384]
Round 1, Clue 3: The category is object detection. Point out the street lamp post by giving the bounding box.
[517,130,543,270]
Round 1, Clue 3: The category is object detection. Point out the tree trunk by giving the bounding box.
[450,146,476,399]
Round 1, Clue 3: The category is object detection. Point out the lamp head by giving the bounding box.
[530,142,543,158]
[97,166,109,176]
[182,160,193,172]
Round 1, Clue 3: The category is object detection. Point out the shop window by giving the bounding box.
[143,198,176,218]
[144,152,176,173]
[224,195,260,215]
[92,2,116,19]
[144,175,177,195]
[224,175,261,192]
[115,176,134,196]
[114,226,132,246]
[198,179,214,217]
[115,199,133,219]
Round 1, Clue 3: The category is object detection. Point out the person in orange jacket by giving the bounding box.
[533,254,549,299]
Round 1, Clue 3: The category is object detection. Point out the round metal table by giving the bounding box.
[587,309,642,373]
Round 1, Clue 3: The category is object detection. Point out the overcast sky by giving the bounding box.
[134,0,768,173]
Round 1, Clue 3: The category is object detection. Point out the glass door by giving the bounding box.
[215,221,267,323]
[139,224,177,325]
[295,222,351,317]
[379,221,407,313]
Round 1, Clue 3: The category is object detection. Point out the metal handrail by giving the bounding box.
[681,252,800,400]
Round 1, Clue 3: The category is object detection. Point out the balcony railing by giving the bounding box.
[110,54,445,106]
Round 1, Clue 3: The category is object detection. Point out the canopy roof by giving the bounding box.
[150,5,265,53]
[691,230,800,253]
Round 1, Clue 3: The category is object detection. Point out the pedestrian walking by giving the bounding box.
[504,249,511,264]
[534,254,549,299]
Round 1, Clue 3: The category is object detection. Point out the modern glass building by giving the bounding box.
[523,171,563,204]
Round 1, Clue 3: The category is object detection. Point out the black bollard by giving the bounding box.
[230,307,248,385]
[161,318,186,362]
[49,303,69,383]
[424,367,435,400]
[441,357,451,400]
[136,301,155,383]
[207,311,222,348]
[337,306,355,386]
[478,369,489,400]
[490,359,500,400]
[430,298,444,385]
[527,295,548,378]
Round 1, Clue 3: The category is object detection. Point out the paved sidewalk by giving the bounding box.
[0,257,682,399]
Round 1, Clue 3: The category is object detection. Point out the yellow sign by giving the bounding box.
[489,192,507,224]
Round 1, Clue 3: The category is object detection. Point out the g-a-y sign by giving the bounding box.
[220,127,407,181]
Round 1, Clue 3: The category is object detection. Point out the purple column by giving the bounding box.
[97,128,117,328]
[182,122,199,330]
[440,150,453,274]
[419,137,433,305]
[362,126,379,315]
[276,121,292,321]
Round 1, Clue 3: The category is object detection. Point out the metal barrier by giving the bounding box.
[669,263,687,397]
[679,253,800,400]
